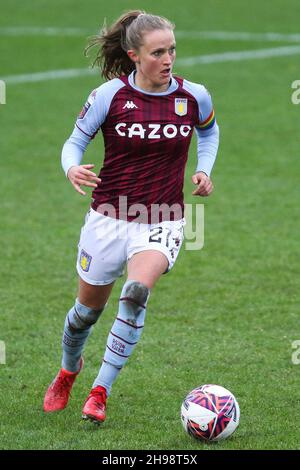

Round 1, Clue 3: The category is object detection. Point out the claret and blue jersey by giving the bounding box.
[62,71,219,221]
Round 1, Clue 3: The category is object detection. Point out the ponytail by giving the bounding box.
[85,10,174,80]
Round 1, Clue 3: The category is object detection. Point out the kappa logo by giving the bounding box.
[123,100,138,110]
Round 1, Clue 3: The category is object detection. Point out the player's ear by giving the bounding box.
[127,49,140,64]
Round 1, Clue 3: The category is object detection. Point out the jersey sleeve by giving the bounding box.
[194,86,219,175]
[61,127,89,176]
[61,79,126,176]
[194,124,219,176]
[195,90,216,133]
[75,87,106,139]
[183,79,219,176]
[75,78,126,138]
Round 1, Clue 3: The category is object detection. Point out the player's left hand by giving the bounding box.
[192,172,214,197]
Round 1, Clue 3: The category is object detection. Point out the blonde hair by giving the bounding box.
[85,10,175,80]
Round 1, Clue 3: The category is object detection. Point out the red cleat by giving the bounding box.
[43,358,84,413]
[82,386,107,424]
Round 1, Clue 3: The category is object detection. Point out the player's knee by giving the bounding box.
[120,280,150,316]
[67,299,105,331]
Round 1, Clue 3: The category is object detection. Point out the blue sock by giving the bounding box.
[62,299,104,373]
[93,280,150,395]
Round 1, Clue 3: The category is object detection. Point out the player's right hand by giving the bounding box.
[67,164,101,196]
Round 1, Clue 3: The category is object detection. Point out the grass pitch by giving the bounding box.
[0,0,300,450]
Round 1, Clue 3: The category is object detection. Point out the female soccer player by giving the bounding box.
[43,10,219,423]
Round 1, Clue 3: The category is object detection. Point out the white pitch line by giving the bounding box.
[0,26,91,36]
[3,68,96,84]
[176,44,300,65]
[2,45,300,85]
[175,30,300,42]
[1,27,300,42]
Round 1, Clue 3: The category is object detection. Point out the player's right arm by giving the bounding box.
[61,86,106,196]
[61,79,126,196]
[67,163,101,196]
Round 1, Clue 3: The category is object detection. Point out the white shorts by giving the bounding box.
[76,208,185,285]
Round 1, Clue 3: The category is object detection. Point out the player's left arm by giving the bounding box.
[192,86,220,197]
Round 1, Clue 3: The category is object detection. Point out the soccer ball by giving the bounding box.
[181,384,240,442]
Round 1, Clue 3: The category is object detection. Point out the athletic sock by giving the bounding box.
[62,299,104,373]
[93,280,149,395]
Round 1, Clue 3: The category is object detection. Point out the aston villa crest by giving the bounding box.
[175,98,188,116]
[79,249,92,272]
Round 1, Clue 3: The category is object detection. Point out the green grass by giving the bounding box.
[1,0,300,450]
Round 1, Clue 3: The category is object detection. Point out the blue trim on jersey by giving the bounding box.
[74,78,126,138]
[182,79,215,128]
[128,71,179,96]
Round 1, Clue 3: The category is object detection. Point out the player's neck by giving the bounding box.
[134,72,171,93]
